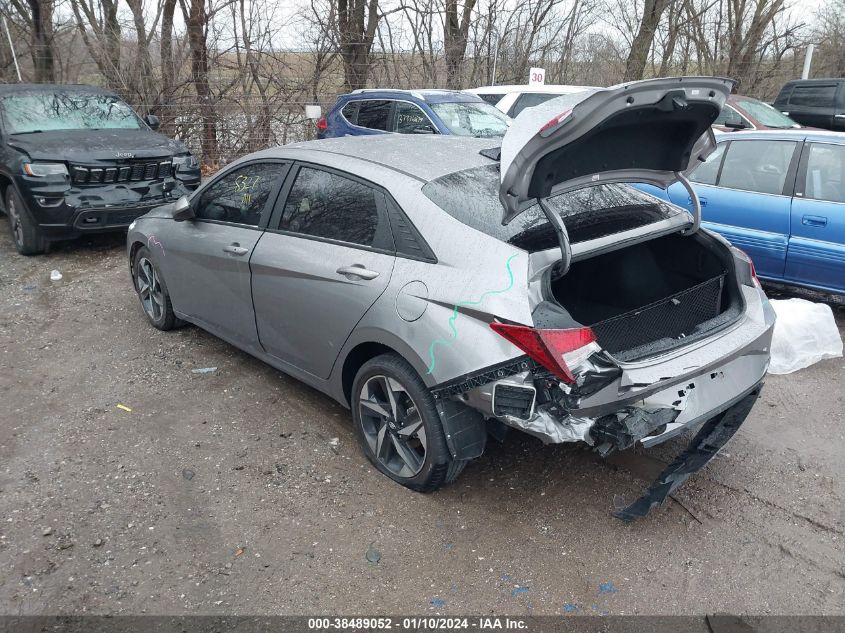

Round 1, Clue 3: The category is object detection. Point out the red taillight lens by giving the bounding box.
[732,247,760,288]
[490,322,598,384]
[316,116,328,131]
[538,108,572,136]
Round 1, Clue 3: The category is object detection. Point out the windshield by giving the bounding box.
[428,102,510,138]
[1,92,143,134]
[422,164,685,252]
[735,98,800,129]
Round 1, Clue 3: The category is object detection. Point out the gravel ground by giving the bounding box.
[0,221,843,617]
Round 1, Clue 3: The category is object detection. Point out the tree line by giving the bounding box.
[1,0,844,164]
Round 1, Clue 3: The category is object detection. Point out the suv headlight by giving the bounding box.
[23,162,69,177]
[172,154,198,170]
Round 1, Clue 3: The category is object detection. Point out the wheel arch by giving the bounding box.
[335,331,433,407]
[128,239,146,280]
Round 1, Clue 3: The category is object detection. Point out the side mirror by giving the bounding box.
[171,195,194,221]
[144,114,161,131]
[412,124,435,135]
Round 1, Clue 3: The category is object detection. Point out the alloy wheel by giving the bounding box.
[136,257,165,322]
[7,196,23,248]
[359,375,427,478]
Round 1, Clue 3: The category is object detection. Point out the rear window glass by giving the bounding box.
[422,164,685,252]
[510,93,559,117]
[788,85,836,108]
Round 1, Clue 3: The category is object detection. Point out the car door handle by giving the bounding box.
[336,264,380,280]
[802,215,827,227]
[223,243,249,256]
[688,196,707,206]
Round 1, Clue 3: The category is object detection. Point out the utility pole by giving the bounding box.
[801,44,815,80]
[3,16,21,81]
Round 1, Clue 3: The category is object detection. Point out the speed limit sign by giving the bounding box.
[529,67,545,85]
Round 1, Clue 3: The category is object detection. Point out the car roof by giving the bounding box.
[782,78,845,85]
[714,129,845,144]
[343,89,482,104]
[466,84,595,95]
[0,83,116,96]
[253,136,499,183]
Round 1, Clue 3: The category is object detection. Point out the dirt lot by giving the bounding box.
[0,220,843,617]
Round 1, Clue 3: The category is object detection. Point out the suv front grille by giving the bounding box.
[71,159,172,185]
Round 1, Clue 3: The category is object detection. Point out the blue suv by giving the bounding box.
[316,89,510,139]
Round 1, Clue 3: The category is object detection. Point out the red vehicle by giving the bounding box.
[713,95,803,132]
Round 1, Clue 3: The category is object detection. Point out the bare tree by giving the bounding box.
[184,0,218,164]
[443,0,476,88]
[336,0,380,90]
[623,0,672,81]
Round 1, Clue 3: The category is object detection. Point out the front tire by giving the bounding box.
[133,246,181,330]
[351,353,465,492]
[5,188,47,255]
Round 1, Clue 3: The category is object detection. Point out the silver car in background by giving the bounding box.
[127,77,775,520]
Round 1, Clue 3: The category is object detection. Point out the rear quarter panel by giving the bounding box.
[333,182,534,390]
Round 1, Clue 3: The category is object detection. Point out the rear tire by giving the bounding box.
[351,353,465,492]
[6,188,47,255]
[132,246,181,330]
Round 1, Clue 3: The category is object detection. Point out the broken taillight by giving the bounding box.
[732,247,761,289]
[490,322,598,384]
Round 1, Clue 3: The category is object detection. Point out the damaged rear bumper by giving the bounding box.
[612,383,762,521]
[440,285,774,519]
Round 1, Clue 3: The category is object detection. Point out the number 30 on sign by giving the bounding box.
[529,67,545,86]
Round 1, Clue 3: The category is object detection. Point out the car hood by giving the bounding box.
[6,129,188,162]
[499,76,733,224]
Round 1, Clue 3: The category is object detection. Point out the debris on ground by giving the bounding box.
[50,270,62,282]
[365,542,381,564]
[769,298,843,374]
[116,404,132,412]
[192,367,218,375]
[41,527,53,536]
[181,469,195,481]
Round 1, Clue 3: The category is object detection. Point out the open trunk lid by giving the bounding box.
[499,76,732,224]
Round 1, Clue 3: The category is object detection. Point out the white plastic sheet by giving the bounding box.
[768,298,843,374]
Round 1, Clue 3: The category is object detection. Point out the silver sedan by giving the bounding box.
[127,77,775,520]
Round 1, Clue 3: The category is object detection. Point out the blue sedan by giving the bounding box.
[637,130,845,295]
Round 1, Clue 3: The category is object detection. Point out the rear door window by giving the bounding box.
[279,166,393,249]
[355,100,392,131]
[718,140,797,195]
[788,85,836,108]
[803,143,845,203]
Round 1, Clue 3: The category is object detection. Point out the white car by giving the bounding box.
[465,84,596,118]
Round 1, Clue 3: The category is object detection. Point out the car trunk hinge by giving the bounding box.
[676,171,701,236]
[537,197,572,278]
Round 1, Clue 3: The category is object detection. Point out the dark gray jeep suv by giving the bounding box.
[0,84,200,254]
